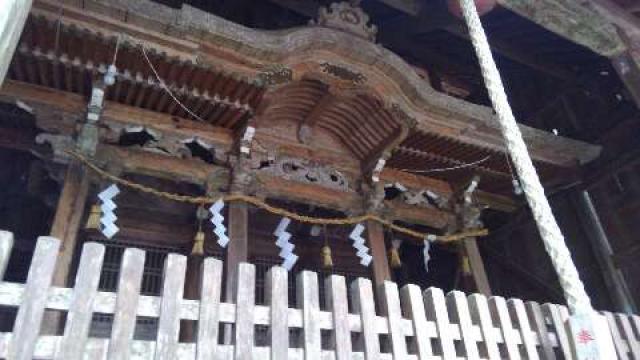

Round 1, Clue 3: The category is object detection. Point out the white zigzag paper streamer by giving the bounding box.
[209,199,229,248]
[349,223,372,267]
[423,240,431,273]
[423,234,436,272]
[274,217,298,271]
[98,184,120,239]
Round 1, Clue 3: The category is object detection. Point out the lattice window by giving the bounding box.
[87,240,179,340]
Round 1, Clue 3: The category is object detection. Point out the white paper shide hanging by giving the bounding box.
[209,199,229,248]
[349,223,372,266]
[98,184,120,239]
[274,217,298,271]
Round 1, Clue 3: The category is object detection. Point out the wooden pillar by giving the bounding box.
[42,162,90,333]
[222,201,249,344]
[366,220,391,289]
[225,202,249,302]
[0,0,33,86]
[462,237,492,296]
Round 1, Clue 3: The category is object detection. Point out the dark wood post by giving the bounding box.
[42,162,90,333]
[366,220,392,289]
[225,201,249,302]
[462,237,492,296]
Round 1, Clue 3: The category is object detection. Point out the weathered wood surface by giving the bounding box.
[108,247,146,360]
[196,258,223,360]
[55,243,105,360]
[0,230,638,359]
[7,236,59,360]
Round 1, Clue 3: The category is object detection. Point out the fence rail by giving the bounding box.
[0,230,638,359]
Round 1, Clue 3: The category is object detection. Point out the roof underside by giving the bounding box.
[4,1,623,197]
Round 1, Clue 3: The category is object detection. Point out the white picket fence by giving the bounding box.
[0,230,638,359]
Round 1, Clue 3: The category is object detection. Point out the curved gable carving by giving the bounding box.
[256,77,406,163]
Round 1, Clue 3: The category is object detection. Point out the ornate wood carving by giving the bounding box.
[252,155,351,192]
[309,2,378,42]
[256,64,293,86]
[320,62,367,85]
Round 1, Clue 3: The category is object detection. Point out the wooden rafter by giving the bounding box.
[298,92,335,143]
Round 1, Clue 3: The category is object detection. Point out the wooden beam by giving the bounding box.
[587,0,640,39]
[496,0,625,57]
[98,146,454,229]
[385,200,452,229]
[255,174,362,212]
[415,119,601,167]
[298,92,334,144]
[380,168,453,195]
[0,80,234,149]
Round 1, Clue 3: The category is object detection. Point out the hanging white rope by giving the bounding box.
[458,0,592,314]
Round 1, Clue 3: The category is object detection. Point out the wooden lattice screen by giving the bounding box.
[0,230,638,359]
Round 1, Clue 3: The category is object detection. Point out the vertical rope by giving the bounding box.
[458,0,592,314]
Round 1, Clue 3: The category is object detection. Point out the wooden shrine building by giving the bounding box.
[1,0,640,355]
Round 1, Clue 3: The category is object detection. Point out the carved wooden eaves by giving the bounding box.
[28,0,601,168]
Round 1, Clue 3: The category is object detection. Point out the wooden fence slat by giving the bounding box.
[401,284,434,359]
[424,287,456,360]
[380,281,408,359]
[0,230,14,280]
[155,253,187,360]
[326,274,352,360]
[605,311,630,360]
[543,304,573,360]
[468,294,500,360]
[7,236,60,360]
[617,313,640,359]
[266,266,288,360]
[351,278,380,359]
[108,247,146,360]
[508,298,539,360]
[298,270,321,360]
[632,315,640,340]
[55,242,105,360]
[632,314,640,357]
[489,296,520,360]
[235,263,255,360]
[6,229,640,360]
[525,301,556,360]
[197,257,223,360]
[446,291,480,359]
